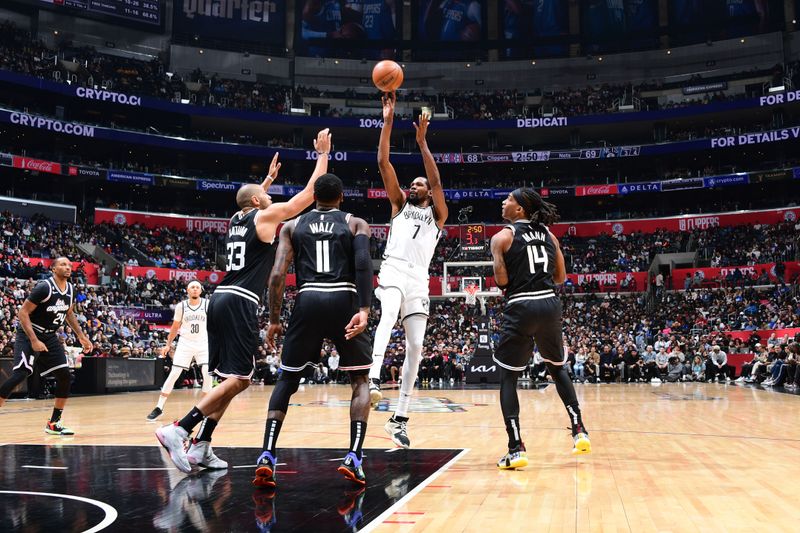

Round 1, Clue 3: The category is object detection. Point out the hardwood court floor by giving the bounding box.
[1,382,799,532]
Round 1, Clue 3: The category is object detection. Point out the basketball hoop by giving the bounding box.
[464,284,479,306]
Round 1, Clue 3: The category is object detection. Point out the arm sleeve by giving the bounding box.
[173,302,184,322]
[353,234,373,309]
[27,281,50,305]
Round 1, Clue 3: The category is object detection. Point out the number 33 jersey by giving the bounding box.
[382,202,441,270]
[173,298,209,347]
[217,209,277,306]
[503,219,557,300]
[25,278,74,336]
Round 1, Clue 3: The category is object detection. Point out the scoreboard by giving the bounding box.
[19,0,162,27]
[460,224,486,253]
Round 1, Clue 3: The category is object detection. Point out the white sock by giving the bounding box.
[157,367,183,409]
[394,315,427,418]
[200,364,212,393]
[369,288,402,381]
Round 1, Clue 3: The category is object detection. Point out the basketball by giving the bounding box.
[372,60,403,92]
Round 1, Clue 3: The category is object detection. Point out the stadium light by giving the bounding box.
[768,86,785,93]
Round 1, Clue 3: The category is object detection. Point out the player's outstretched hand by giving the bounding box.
[79,335,93,354]
[381,92,395,123]
[266,322,284,352]
[261,152,281,190]
[413,112,429,146]
[344,310,369,340]
[313,128,332,154]
[31,339,48,353]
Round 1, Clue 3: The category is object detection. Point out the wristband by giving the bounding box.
[316,151,329,156]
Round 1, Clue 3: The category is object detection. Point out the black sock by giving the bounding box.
[50,408,63,424]
[504,416,522,449]
[566,404,586,436]
[178,406,205,433]
[392,415,408,423]
[349,420,367,459]
[195,417,218,443]
[263,418,282,455]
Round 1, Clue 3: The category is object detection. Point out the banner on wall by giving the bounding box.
[95,208,230,234]
[124,266,226,284]
[24,257,99,285]
[670,262,800,289]
[111,307,174,324]
[565,271,648,292]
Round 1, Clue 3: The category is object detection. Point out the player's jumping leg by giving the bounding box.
[385,314,426,448]
[497,367,528,469]
[44,367,74,435]
[186,405,228,469]
[369,287,403,405]
[254,371,302,488]
[148,365,184,420]
[545,362,591,455]
[337,371,369,485]
[157,376,250,473]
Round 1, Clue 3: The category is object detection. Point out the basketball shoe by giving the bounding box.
[146,407,163,421]
[369,378,382,406]
[156,423,192,473]
[45,421,74,435]
[253,491,276,532]
[572,432,592,455]
[337,452,366,485]
[253,451,277,488]
[497,444,528,470]
[338,487,366,529]
[384,416,410,448]
[187,440,228,469]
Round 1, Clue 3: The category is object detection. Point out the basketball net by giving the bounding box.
[464,284,479,306]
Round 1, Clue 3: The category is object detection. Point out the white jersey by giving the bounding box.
[383,202,441,269]
[173,298,209,346]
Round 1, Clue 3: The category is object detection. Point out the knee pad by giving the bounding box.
[0,369,30,399]
[268,372,301,413]
[52,367,72,398]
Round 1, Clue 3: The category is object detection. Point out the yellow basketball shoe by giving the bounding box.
[572,433,591,455]
[497,444,528,470]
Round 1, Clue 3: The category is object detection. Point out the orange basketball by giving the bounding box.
[372,60,403,92]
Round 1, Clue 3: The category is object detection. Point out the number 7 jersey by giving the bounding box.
[502,219,557,299]
[382,202,441,269]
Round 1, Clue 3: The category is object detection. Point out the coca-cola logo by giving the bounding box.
[577,184,617,196]
[13,156,61,174]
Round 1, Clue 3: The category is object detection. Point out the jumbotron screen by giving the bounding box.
[20,0,162,26]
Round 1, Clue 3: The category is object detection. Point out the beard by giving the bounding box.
[408,193,424,206]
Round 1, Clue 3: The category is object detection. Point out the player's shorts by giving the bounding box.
[493,292,564,372]
[280,288,372,374]
[172,342,209,370]
[376,257,430,321]
[12,329,68,377]
[207,291,259,380]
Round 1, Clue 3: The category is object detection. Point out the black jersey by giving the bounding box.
[292,209,356,289]
[503,219,557,302]
[216,209,276,305]
[22,277,74,335]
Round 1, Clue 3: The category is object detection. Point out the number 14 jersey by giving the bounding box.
[503,219,557,299]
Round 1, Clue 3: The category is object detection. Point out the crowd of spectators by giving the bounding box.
[0,20,794,124]
[695,221,798,267]
[108,223,223,269]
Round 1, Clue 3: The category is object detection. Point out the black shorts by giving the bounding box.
[493,296,564,371]
[280,290,372,374]
[208,291,259,380]
[13,329,68,377]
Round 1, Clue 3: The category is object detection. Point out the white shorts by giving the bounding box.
[172,342,209,369]
[376,258,430,322]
